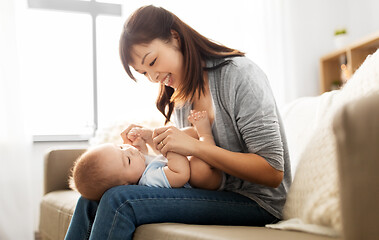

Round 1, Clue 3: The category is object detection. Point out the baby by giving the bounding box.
[69,128,190,200]
[70,110,223,200]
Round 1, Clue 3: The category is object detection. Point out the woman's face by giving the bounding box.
[130,33,184,89]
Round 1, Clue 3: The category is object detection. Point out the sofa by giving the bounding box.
[39,49,379,240]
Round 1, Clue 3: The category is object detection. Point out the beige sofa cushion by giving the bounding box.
[39,190,339,240]
[282,48,379,235]
[333,93,379,240]
[134,223,339,240]
[39,190,80,240]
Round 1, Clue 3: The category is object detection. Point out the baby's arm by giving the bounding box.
[163,152,190,187]
[161,126,197,187]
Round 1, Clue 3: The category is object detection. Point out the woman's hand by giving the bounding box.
[153,126,198,157]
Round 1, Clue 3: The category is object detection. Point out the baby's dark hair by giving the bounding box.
[69,149,122,201]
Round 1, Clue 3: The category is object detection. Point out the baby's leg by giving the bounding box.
[188,111,222,190]
[188,110,215,144]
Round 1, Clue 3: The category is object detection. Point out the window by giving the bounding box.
[18,0,284,141]
[96,15,164,129]
[21,0,125,140]
[20,9,94,138]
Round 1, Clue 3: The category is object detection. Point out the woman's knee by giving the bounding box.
[96,185,144,222]
[100,185,158,207]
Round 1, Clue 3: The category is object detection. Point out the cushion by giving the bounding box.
[280,92,337,178]
[39,190,80,240]
[278,48,379,236]
[134,223,338,240]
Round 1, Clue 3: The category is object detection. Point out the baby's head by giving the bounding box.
[69,143,146,200]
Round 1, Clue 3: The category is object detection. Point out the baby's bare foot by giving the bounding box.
[188,110,213,138]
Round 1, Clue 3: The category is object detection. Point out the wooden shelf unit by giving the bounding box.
[320,32,379,93]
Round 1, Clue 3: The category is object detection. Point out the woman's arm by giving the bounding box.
[153,126,283,188]
[195,141,283,188]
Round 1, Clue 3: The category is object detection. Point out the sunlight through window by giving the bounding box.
[17,0,282,139]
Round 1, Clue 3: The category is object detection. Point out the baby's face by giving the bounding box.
[93,143,146,185]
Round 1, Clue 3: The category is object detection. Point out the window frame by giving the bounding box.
[27,0,122,142]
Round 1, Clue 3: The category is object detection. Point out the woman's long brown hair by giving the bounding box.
[119,5,244,124]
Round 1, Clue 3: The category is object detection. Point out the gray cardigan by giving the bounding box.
[173,56,291,219]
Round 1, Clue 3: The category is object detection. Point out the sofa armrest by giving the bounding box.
[333,94,379,240]
[44,148,87,195]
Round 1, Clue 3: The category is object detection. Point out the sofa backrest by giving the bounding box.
[44,148,86,195]
[281,48,379,236]
[333,93,379,240]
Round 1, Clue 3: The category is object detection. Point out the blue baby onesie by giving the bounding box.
[138,155,191,188]
[138,155,171,188]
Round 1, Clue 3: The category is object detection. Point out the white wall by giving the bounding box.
[282,0,379,103]
[346,0,379,42]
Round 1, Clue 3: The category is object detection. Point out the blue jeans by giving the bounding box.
[65,185,278,240]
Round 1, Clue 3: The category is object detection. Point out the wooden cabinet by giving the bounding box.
[320,32,379,93]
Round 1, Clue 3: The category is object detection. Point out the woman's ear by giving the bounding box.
[170,30,181,48]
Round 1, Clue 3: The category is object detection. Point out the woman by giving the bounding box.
[65,5,291,240]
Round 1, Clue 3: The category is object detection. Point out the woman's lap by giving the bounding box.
[65,185,277,240]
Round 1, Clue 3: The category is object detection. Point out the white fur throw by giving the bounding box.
[270,49,379,236]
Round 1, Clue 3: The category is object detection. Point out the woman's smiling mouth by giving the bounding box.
[161,73,172,87]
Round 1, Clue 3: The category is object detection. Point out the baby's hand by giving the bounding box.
[129,127,153,142]
[127,127,142,142]
[132,136,148,155]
